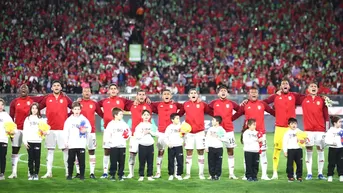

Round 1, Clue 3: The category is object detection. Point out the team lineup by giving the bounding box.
[0,79,343,183]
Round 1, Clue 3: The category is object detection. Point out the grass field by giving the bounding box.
[1,133,342,193]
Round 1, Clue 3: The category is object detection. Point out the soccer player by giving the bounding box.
[22,103,47,180]
[150,89,184,178]
[126,90,152,179]
[296,83,329,180]
[64,102,92,180]
[39,80,73,178]
[180,88,212,180]
[8,84,44,178]
[208,85,240,179]
[283,118,303,182]
[165,113,184,181]
[241,119,261,182]
[104,108,131,181]
[205,116,225,180]
[0,98,14,180]
[74,87,103,179]
[232,87,275,180]
[98,83,131,178]
[324,116,343,182]
[135,110,156,181]
[262,79,303,179]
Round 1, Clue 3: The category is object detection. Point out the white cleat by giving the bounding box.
[41,173,52,179]
[242,176,247,180]
[8,173,17,179]
[327,176,333,182]
[125,174,133,179]
[0,174,5,180]
[261,175,271,180]
[199,175,205,180]
[271,172,278,180]
[168,175,174,181]
[147,177,155,181]
[153,173,161,179]
[176,175,183,181]
[229,175,238,180]
[183,175,191,180]
[138,177,144,181]
[340,176,343,182]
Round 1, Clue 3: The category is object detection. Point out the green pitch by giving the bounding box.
[1,133,342,193]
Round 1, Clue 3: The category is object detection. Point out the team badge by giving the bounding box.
[60,99,63,103]
[134,106,137,108]
[196,104,200,108]
[317,101,320,105]
[216,104,220,107]
[247,106,251,109]
[27,101,31,105]
[90,104,93,109]
[306,100,310,103]
[279,97,282,99]
[17,103,20,106]
[160,105,163,108]
[143,106,146,110]
[170,105,173,108]
[226,104,229,108]
[116,100,120,104]
[186,105,189,107]
[107,101,110,103]
[258,105,261,110]
[49,100,52,102]
[288,96,292,100]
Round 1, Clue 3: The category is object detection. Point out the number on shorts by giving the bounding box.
[93,139,96,146]
[229,138,235,145]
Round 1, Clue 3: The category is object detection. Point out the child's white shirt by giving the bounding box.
[134,122,156,146]
[23,115,47,144]
[0,111,13,144]
[243,129,260,153]
[63,115,91,149]
[283,128,302,153]
[205,126,225,148]
[104,120,131,148]
[325,127,343,148]
[164,123,183,147]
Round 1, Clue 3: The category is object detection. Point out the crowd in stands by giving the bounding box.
[1,0,343,95]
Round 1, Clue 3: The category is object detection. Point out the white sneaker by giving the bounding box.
[261,175,271,180]
[28,176,33,180]
[8,173,17,179]
[153,173,161,179]
[328,176,333,182]
[176,175,183,180]
[229,175,238,180]
[168,175,174,181]
[271,172,278,180]
[242,176,247,180]
[207,176,212,180]
[33,174,39,180]
[199,175,205,180]
[125,174,133,179]
[340,176,343,182]
[0,174,5,180]
[41,173,52,179]
[147,177,155,181]
[183,175,191,180]
[138,177,144,181]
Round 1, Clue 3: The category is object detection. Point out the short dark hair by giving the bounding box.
[213,116,222,124]
[52,80,62,86]
[170,113,179,121]
[109,83,118,89]
[142,110,151,115]
[217,85,228,92]
[307,82,318,88]
[72,101,81,109]
[161,89,171,94]
[249,87,258,92]
[281,78,289,83]
[188,88,197,94]
[112,107,123,117]
[288,118,297,125]
[137,89,146,94]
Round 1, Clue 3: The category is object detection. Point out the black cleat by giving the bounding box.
[74,173,80,179]
[80,176,85,181]
[110,175,116,181]
[90,174,96,179]
[66,176,72,180]
[118,176,124,181]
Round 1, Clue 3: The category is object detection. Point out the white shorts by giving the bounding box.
[87,133,97,150]
[45,130,66,149]
[222,131,237,148]
[129,137,139,153]
[306,131,325,148]
[12,130,23,147]
[184,131,205,150]
[157,132,167,150]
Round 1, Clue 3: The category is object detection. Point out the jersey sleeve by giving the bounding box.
[176,102,185,117]
[124,100,134,111]
[39,96,47,110]
[31,96,45,103]
[322,99,330,130]
[94,102,104,118]
[232,101,240,111]
[293,92,306,105]
[203,102,213,116]
[232,106,245,121]
[98,99,105,108]
[65,95,73,109]
[263,94,276,104]
[263,101,275,116]
[150,102,158,114]
[9,99,16,120]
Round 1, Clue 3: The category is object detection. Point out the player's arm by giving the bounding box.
[94,102,104,118]
[121,97,133,111]
[263,94,276,104]
[65,95,73,109]
[39,96,47,110]
[292,92,306,105]
[322,99,330,131]
[176,102,185,117]
[150,102,158,114]
[9,99,16,120]
[31,96,45,103]
[203,102,213,116]
[97,98,105,108]
[263,101,275,116]
[232,106,245,121]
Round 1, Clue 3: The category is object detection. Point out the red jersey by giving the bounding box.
[209,99,239,132]
[264,92,301,127]
[151,102,183,133]
[232,100,275,134]
[40,94,73,130]
[98,96,131,128]
[180,101,212,134]
[298,95,329,132]
[127,102,152,135]
[80,99,104,133]
[9,96,44,130]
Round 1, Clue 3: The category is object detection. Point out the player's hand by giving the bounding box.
[240,99,248,106]
[24,143,30,149]
[258,138,263,142]
[146,97,151,104]
[322,95,329,101]
[77,97,82,102]
[133,99,139,105]
[276,90,282,96]
[284,152,287,157]
[205,148,209,153]
[196,97,202,103]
